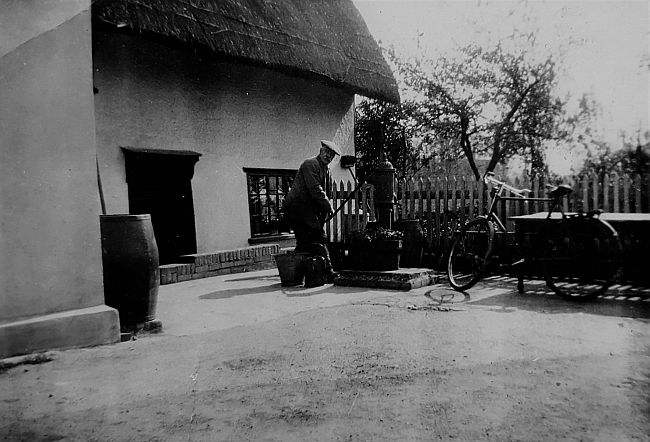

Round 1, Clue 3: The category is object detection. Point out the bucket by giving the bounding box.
[274,252,308,286]
[100,214,160,327]
[304,256,326,288]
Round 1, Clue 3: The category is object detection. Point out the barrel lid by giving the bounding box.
[100,214,151,222]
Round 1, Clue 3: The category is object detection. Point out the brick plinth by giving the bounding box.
[159,244,280,285]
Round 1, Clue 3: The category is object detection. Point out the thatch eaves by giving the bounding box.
[92,0,400,103]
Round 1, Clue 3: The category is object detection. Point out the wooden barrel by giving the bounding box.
[100,214,160,326]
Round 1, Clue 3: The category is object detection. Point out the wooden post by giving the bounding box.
[562,175,570,213]
[612,172,620,213]
[451,176,458,219]
[582,174,590,212]
[634,175,642,213]
[459,176,467,227]
[592,172,599,210]
[409,178,416,219]
[400,178,407,220]
[435,177,442,250]
[426,178,433,251]
[418,178,424,221]
[624,175,631,213]
[346,180,353,235]
[603,173,611,212]
[468,176,476,221]
[533,175,540,213]
[478,178,484,217]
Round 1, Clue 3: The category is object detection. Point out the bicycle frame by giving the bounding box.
[481,173,566,271]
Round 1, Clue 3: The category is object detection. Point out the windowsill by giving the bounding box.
[248,233,295,245]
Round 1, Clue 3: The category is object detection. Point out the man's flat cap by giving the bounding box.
[320,140,341,156]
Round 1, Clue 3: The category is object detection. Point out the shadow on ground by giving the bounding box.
[199,282,373,300]
[199,284,283,299]
[469,284,650,320]
[223,274,280,283]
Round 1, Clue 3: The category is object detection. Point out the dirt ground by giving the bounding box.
[1,288,650,442]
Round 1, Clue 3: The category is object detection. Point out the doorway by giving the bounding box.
[122,147,201,265]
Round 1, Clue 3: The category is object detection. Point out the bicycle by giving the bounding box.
[446,172,623,301]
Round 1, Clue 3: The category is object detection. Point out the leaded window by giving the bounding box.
[244,168,296,237]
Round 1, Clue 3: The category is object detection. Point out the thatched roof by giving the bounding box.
[92,0,400,103]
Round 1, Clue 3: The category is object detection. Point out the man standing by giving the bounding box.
[283,140,341,282]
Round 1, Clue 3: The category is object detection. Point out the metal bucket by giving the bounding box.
[274,252,308,286]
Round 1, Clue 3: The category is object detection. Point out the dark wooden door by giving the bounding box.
[122,148,201,265]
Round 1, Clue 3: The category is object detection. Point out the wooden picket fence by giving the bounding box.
[326,181,376,243]
[396,172,650,261]
[326,171,650,264]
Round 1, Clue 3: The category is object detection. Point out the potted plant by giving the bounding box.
[346,227,403,271]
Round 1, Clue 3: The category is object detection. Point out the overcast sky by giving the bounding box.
[352,0,649,173]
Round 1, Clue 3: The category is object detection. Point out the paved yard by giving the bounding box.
[2,270,649,441]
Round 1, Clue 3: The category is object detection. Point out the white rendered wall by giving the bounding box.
[0,1,119,358]
[0,4,106,320]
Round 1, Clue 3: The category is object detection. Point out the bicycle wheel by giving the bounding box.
[447,218,495,291]
[543,217,623,301]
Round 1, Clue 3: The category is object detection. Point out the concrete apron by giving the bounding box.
[155,269,467,337]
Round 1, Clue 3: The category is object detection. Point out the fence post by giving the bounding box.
[426,178,433,250]
[331,181,340,242]
[647,172,650,213]
[611,172,619,212]
[581,174,589,212]
[443,176,450,220]
[361,182,368,230]
[647,173,650,213]
[503,177,511,230]
[570,175,578,212]
[623,174,631,213]
[591,172,599,210]
[355,179,363,231]
[468,176,476,221]
[520,175,528,215]
[634,174,642,213]
[603,173,611,212]
[409,178,416,219]
[451,176,458,219]
[435,177,442,250]
[477,180,485,216]
[418,178,424,221]
[532,175,540,213]
[459,176,467,227]
[513,176,521,218]
[346,180,354,236]
[562,175,570,213]
[399,178,407,220]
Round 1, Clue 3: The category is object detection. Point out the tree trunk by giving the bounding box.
[460,116,481,181]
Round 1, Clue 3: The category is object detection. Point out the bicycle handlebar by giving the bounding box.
[483,172,531,198]
[484,172,574,200]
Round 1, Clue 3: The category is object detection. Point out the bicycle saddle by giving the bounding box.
[547,184,573,198]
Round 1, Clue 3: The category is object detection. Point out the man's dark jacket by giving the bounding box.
[284,157,332,229]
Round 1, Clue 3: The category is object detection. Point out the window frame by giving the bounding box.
[244,167,297,238]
